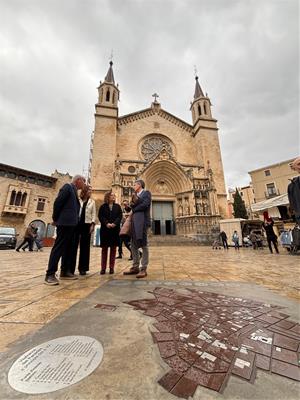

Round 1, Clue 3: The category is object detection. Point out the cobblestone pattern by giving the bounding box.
[126,288,300,399]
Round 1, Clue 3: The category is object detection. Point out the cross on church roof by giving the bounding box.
[152,93,159,103]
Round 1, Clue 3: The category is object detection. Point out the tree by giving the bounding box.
[233,188,248,219]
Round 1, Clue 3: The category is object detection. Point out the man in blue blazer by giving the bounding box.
[45,175,86,285]
[123,179,152,278]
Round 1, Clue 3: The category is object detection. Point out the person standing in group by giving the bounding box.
[232,230,240,250]
[77,184,96,275]
[123,179,152,279]
[219,230,229,250]
[98,191,122,275]
[16,223,35,252]
[263,211,279,254]
[288,156,300,225]
[116,200,133,260]
[44,175,86,285]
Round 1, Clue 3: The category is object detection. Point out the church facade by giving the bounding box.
[90,62,227,238]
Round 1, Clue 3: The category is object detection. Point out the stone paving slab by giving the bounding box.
[0,280,299,400]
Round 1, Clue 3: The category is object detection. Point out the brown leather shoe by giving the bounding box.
[123,267,140,275]
[136,270,147,279]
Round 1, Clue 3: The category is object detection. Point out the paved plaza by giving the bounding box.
[0,245,299,399]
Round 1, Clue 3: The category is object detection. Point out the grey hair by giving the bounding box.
[135,179,145,188]
[72,175,86,183]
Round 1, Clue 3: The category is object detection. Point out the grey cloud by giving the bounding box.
[0,0,299,188]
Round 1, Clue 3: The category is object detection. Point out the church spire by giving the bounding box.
[104,61,115,83]
[190,75,212,124]
[194,76,204,99]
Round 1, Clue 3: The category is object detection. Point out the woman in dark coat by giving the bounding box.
[98,191,122,274]
[262,211,279,254]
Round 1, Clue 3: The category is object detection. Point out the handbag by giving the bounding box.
[119,214,132,237]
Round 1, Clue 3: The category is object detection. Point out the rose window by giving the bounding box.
[141,137,173,161]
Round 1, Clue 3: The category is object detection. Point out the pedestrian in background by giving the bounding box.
[98,191,122,275]
[219,230,229,249]
[16,223,35,252]
[232,230,240,250]
[44,175,86,285]
[263,211,279,254]
[77,184,96,275]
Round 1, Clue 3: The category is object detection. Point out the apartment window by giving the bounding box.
[266,183,276,196]
[264,169,271,176]
[36,197,46,212]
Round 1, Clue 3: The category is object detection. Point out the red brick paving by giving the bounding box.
[126,288,300,397]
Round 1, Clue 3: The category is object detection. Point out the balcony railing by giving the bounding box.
[265,189,280,199]
[3,205,27,215]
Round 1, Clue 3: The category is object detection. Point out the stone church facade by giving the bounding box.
[90,62,227,238]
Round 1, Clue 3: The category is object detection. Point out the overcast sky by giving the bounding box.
[0,0,299,189]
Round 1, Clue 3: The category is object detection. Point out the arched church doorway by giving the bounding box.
[152,201,175,235]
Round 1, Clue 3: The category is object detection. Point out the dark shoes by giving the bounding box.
[100,269,106,275]
[59,272,78,280]
[123,267,140,275]
[136,270,147,279]
[109,268,114,274]
[15,249,20,252]
[45,275,59,285]
[79,271,87,276]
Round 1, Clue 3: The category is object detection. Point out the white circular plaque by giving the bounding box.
[8,336,103,394]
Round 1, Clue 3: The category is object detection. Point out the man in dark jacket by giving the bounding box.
[123,179,151,278]
[288,157,300,224]
[45,175,86,285]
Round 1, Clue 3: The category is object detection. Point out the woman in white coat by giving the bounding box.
[78,185,96,275]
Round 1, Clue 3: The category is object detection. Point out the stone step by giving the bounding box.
[148,235,201,246]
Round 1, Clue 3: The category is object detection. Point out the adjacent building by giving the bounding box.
[90,62,227,238]
[249,158,298,222]
[0,163,71,238]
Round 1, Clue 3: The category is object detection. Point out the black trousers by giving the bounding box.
[118,235,131,256]
[221,238,229,249]
[267,237,279,254]
[78,223,92,272]
[46,226,76,276]
[16,238,33,251]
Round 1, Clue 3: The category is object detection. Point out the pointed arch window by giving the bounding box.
[100,88,103,102]
[21,192,27,207]
[106,89,110,102]
[198,104,202,116]
[112,90,116,104]
[9,190,16,205]
[203,102,207,115]
[15,191,22,206]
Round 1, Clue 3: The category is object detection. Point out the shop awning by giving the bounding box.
[251,193,289,212]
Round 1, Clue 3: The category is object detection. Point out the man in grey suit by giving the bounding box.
[45,175,86,285]
[123,179,151,278]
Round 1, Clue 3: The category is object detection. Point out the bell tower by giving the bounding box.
[190,75,228,218]
[90,61,120,200]
[190,76,212,124]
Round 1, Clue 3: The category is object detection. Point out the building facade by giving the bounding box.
[90,62,227,237]
[249,159,297,202]
[249,158,298,222]
[0,163,71,238]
